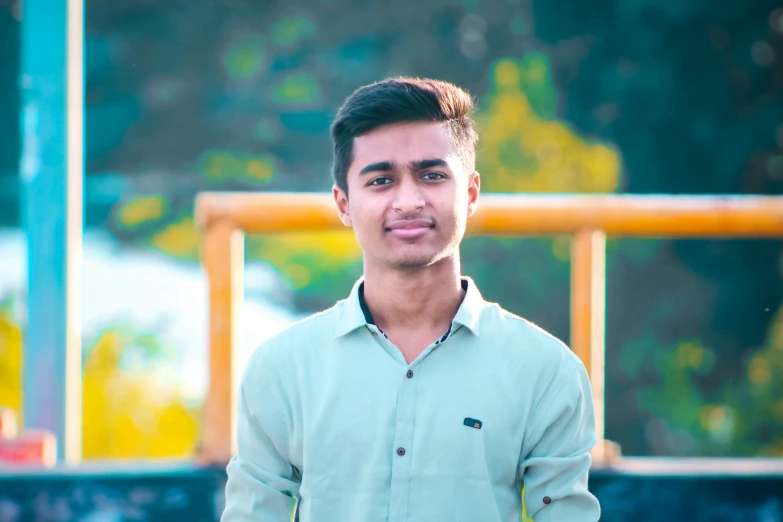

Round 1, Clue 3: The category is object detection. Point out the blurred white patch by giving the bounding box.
[0,230,302,402]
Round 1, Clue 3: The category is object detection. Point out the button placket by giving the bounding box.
[387,357,417,522]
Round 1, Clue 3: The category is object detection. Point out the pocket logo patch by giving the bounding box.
[464,417,482,429]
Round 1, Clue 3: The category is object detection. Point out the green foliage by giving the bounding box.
[513,53,558,120]
[147,215,200,262]
[247,231,364,303]
[270,16,315,48]
[634,315,783,456]
[222,33,266,80]
[461,236,570,320]
[2,0,780,460]
[476,57,622,194]
[198,150,277,184]
[271,73,323,107]
[115,195,170,232]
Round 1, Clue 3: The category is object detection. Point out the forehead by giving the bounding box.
[350,121,459,173]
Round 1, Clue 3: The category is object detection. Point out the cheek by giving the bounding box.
[441,189,466,222]
[349,202,382,240]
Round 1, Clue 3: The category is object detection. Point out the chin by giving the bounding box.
[387,250,445,270]
[389,259,435,270]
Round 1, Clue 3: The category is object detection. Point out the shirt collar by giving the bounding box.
[452,277,485,335]
[333,277,368,339]
[334,276,485,339]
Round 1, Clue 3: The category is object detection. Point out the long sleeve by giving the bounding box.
[519,359,600,522]
[222,359,300,521]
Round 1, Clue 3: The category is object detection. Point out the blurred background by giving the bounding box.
[0,0,782,469]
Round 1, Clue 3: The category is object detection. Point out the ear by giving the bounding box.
[466,171,480,217]
[333,184,352,226]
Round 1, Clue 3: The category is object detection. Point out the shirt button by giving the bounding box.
[543,496,552,505]
[406,370,414,379]
[396,447,406,456]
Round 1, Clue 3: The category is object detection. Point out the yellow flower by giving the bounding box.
[477,57,621,196]
[117,195,168,229]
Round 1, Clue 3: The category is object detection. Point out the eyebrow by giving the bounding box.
[358,158,449,176]
[412,158,448,171]
[359,161,394,175]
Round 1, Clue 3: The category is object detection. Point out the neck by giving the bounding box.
[362,254,465,332]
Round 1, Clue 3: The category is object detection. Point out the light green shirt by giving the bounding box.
[222,277,600,522]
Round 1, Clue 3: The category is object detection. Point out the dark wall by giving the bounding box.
[1,466,782,521]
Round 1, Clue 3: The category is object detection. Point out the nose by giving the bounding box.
[392,176,425,214]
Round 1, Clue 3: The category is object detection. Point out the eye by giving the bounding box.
[369,177,392,186]
[422,172,446,180]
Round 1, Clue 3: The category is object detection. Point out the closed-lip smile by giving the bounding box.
[386,219,434,238]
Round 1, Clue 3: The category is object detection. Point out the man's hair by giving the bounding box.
[330,77,478,194]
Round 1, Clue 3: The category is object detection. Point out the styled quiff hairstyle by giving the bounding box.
[330,77,478,194]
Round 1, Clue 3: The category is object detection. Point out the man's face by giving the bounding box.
[334,121,480,270]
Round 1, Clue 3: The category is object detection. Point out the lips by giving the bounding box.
[385,219,434,239]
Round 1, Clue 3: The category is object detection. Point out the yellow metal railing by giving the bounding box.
[195,192,783,464]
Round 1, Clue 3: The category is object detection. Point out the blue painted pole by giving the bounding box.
[20,0,84,464]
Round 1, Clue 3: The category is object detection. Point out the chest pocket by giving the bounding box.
[410,386,519,485]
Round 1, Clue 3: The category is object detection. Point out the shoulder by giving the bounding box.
[479,303,584,390]
[482,303,581,368]
[481,305,591,431]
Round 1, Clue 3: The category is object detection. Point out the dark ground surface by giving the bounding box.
[0,462,782,521]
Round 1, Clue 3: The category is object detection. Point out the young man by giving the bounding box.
[222,78,600,521]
